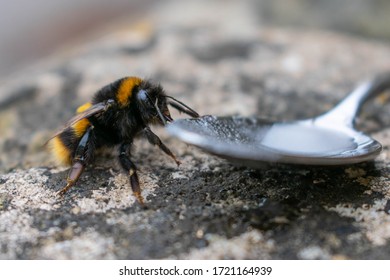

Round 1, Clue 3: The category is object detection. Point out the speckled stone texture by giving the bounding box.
[1,0,390,259]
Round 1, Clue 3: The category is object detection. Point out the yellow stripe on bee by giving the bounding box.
[49,137,72,166]
[74,102,92,137]
[117,77,142,107]
[76,102,92,113]
[73,118,91,138]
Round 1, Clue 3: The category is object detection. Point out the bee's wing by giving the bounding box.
[45,99,115,144]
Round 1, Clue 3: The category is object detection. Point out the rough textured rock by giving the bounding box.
[1,0,390,259]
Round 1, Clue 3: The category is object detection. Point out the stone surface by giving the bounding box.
[259,0,390,40]
[1,0,390,259]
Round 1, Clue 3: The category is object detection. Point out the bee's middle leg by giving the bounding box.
[119,143,145,207]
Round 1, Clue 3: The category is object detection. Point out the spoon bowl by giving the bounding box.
[167,73,390,167]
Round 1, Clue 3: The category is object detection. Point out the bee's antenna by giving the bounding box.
[166,96,199,118]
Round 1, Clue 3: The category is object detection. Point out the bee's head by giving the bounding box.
[136,82,173,125]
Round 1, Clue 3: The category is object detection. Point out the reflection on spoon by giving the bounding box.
[167,73,390,167]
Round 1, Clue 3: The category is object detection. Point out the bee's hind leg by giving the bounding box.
[57,127,95,196]
[119,143,146,208]
[57,162,85,196]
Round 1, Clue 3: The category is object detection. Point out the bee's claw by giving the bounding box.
[56,180,74,197]
[134,191,147,209]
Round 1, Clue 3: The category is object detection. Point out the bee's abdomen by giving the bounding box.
[49,103,92,166]
[49,130,74,166]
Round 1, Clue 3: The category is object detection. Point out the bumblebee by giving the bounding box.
[48,77,199,206]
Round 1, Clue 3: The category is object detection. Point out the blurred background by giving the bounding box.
[0,0,155,79]
[1,0,390,81]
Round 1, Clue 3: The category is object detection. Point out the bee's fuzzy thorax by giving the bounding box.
[116,77,143,107]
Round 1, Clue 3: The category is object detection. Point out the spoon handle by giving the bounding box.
[317,72,390,128]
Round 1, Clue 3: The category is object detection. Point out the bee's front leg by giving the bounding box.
[143,126,181,166]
